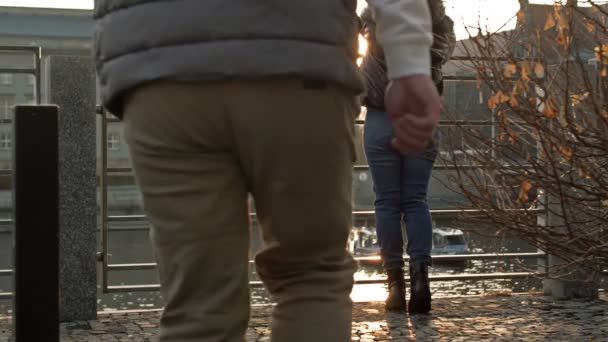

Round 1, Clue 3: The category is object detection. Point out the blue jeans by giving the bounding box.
[364,111,437,271]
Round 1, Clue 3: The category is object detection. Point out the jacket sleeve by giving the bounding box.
[366,0,433,79]
[429,0,456,67]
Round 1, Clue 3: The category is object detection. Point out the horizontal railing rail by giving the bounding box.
[103,272,546,293]
[0,271,551,298]
[0,46,41,53]
[105,163,533,174]
[0,68,37,74]
[106,252,547,272]
[104,208,544,224]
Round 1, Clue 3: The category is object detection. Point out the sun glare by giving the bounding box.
[358,34,368,65]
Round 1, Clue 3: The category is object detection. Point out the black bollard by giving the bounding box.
[13,105,59,341]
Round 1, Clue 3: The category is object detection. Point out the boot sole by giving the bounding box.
[385,299,407,312]
[386,305,407,312]
[408,297,431,314]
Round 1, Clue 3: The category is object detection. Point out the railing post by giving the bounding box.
[97,105,109,293]
[13,105,59,341]
[542,194,599,299]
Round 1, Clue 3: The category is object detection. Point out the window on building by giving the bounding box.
[107,132,121,150]
[0,96,14,120]
[27,75,35,86]
[0,74,13,85]
[0,133,11,150]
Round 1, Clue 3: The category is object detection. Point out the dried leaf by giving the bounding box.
[509,132,519,145]
[556,31,568,47]
[570,92,589,106]
[512,82,524,97]
[521,180,533,192]
[534,63,545,78]
[518,189,529,203]
[510,94,519,108]
[488,97,497,110]
[594,44,608,62]
[528,288,544,296]
[544,13,556,31]
[521,62,531,82]
[557,10,569,32]
[504,63,517,78]
[488,90,509,110]
[584,19,596,33]
[543,99,558,118]
[498,91,509,103]
[498,133,507,143]
[559,145,573,161]
[518,79,530,93]
[517,9,526,24]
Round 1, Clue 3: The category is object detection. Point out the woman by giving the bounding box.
[360,1,455,314]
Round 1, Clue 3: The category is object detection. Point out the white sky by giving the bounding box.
[0,0,594,39]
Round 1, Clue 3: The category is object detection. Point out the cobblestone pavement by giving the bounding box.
[1,294,607,341]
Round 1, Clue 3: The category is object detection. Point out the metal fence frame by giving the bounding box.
[95,76,550,293]
[1,56,582,300]
[0,46,43,301]
[0,46,42,105]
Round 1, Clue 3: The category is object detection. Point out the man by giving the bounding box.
[94,1,440,341]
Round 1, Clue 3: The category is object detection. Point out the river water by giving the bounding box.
[0,215,544,314]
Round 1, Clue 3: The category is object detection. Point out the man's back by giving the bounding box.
[95,0,362,115]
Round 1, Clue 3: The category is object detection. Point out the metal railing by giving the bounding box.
[106,252,547,272]
[95,88,548,293]
[0,46,43,302]
[105,272,546,293]
[0,46,42,105]
[0,63,552,300]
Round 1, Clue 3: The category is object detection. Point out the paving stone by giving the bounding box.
[0,294,607,341]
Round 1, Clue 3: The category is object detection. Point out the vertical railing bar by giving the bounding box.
[100,108,109,293]
[34,47,42,105]
[536,63,549,274]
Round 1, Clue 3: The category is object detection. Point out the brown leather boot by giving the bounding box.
[385,268,406,311]
[408,261,431,314]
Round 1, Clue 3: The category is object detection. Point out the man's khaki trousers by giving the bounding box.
[123,79,358,342]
